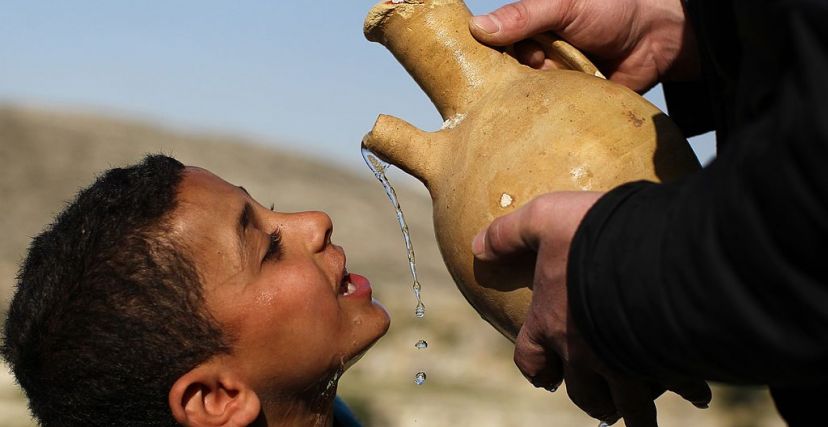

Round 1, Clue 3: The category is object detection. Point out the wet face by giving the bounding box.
[169,167,389,396]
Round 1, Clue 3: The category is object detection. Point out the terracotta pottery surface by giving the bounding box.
[363,0,700,341]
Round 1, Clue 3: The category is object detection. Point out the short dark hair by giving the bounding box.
[2,155,230,426]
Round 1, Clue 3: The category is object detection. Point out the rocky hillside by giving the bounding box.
[0,105,781,426]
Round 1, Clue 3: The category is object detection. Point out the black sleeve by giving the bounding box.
[567,0,828,387]
[662,80,716,138]
[660,0,741,140]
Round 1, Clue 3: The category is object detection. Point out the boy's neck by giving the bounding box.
[255,387,336,427]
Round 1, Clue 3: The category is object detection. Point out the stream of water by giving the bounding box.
[361,146,426,319]
[362,145,427,385]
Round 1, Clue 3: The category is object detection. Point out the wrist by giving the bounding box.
[645,0,701,82]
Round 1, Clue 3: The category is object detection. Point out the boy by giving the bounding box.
[3,155,389,426]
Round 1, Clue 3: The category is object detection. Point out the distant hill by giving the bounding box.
[0,104,446,298]
[0,105,780,427]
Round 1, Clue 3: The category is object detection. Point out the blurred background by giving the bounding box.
[1,1,778,426]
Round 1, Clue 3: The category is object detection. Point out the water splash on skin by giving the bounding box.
[305,366,345,427]
[324,370,340,393]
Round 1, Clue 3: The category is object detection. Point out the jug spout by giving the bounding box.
[363,114,445,186]
[364,0,507,119]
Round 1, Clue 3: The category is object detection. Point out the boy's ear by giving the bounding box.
[169,360,261,427]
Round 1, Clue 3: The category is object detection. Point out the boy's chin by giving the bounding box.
[371,299,391,325]
[342,344,375,371]
[358,299,391,337]
[343,315,390,370]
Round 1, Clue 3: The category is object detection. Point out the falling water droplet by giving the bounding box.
[415,301,425,318]
[598,422,610,427]
[415,340,428,350]
[414,371,427,385]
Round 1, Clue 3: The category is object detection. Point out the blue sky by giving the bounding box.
[0,1,715,170]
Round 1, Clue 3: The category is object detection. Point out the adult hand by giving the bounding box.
[468,0,699,93]
[472,192,711,426]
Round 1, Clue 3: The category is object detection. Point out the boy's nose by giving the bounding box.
[289,211,333,253]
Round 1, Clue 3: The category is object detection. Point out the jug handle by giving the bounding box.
[531,33,606,79]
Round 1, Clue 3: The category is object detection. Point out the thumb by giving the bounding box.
[514,320,564,391]
[471,203,541,261]
[469,0,575,46]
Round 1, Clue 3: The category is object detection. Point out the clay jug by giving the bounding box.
[362,0,700,341]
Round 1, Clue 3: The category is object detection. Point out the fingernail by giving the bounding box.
[471,15,500,34]
[530,376,559,393]
[471,231,486,258]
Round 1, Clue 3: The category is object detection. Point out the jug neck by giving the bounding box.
[365,0,507,119]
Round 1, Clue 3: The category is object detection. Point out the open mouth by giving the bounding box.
[339,272,356,296]
[338,272,372,298]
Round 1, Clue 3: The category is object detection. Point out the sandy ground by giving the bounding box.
[0,105,784,426]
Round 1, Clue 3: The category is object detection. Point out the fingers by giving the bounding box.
[471,202,540,261]
[514,322,564,391]
[512,38,567,71]
[472,192,602,261]
[667,378,712,409]
[469,0,575,46]
[513,39,547,69]
[565,365,619,423]
[606,376,658,427]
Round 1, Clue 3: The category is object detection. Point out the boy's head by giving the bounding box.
[2,155,227,426]
[2,155,389,426]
